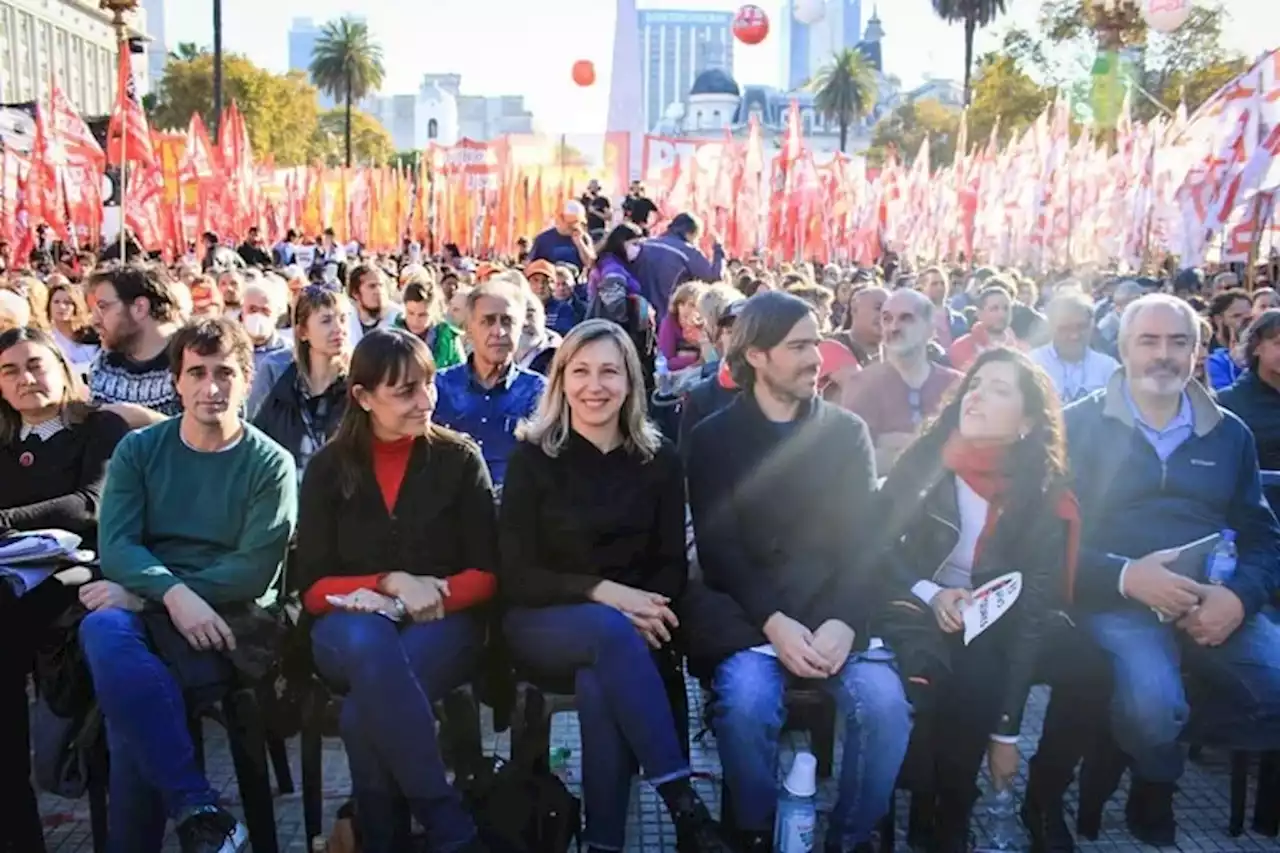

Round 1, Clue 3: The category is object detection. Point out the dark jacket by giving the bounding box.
[1065,372,1280,617]
[681,392,879,676]
[632,233,724,317]
[871,440,1069,737]
[677,370,739,455]
[250,361,347,465]
[1216,370,1280,507]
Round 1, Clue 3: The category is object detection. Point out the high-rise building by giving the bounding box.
[780,0,811,91]
[142,0,165,92]
[638,8,733,134]
[289,14,366,109]
[786,0,864,90]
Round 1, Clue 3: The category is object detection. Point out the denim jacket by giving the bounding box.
[433,358,547,486]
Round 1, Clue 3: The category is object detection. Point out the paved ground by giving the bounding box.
[37,684,1278,852]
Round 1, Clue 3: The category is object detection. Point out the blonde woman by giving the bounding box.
[498,319,734,853]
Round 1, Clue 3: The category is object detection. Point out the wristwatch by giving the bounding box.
[389,596,408,621]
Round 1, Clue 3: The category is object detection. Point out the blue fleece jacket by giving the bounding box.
[1064,373,1280,617]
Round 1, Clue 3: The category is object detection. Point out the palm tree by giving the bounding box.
[932,0,1009,108]
[308,17,386,168]
[807,49,878,153]
[168,42,206,62]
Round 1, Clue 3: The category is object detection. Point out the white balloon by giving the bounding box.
[1141,0,1192,34]
[793,0,826,26]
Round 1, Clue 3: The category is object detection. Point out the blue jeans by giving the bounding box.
[504,604,691,852]
[79,608,231,853]
[1089,609,1280,783]
[711,647,912,845]
[311,611,483,853]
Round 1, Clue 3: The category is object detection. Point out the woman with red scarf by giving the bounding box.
[872,347,1112,853]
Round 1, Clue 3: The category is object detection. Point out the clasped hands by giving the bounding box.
[1122,549,1245,646]
[763,612,855,680]
[328,571,451,622]
[590,579,679,649]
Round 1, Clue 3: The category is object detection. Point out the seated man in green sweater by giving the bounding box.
[75,318,297,853]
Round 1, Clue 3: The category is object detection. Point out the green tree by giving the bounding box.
[967,53,1054,147]
[931,0,1010,107]
[806,48,878,153]
[152,54,320,165]
[388,150,423,169]
[869,99,962,167]
[310,108,395,167]
[309,17,386,168]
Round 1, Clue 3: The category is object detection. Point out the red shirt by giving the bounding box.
[301,436,496,615]
[842,361,962,441]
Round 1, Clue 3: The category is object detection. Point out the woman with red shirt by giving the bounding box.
[295,329,496,853]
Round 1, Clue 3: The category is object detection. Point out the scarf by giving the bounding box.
[941,433,1081,602]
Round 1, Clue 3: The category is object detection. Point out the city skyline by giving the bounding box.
[155,0,1273,135]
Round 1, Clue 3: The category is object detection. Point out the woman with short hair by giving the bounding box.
[500,319,733,853]
[296,329,498,853]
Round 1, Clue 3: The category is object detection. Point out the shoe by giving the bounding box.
[670,788,739,853]
[737,830,771,852]
[1021,790,1075,853]
[1125,779,1177,847]
[928,801,972,853]
[176,807,248,853]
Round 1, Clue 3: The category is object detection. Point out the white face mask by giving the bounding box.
[625,242,641,262]
[242,313,274,340]
[223,307,241,323]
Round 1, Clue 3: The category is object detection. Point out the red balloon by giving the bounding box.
[733,4,770,46]
[571,60,596,88]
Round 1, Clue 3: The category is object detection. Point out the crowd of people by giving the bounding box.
[1,196,1280,853]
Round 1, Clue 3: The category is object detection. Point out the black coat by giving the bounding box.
[870,439,1069,737]
[681,391,879,677]
[1218,371,1280,506]
[251,362,347,464]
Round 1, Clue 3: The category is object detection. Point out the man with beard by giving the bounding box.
[344,263,400,345]
[842,289,960,471]
[1205,287,1252,390]
[682,291,910,853]
[433,276,546,489]
[1065,294,1280,846]
[948,283,1022,371]
[87,265,183,416]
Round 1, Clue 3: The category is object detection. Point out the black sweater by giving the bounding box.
[498,433,687,607]
[0,410,130,549]
[294,430,498,590]
[681,392,879,669]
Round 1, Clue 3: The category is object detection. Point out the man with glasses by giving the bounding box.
[678,296,746,452]
[841,289,960,472]
[1031,291,1118,404]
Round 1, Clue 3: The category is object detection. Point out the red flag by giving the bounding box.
[107,47,155,168]
[49,85,105,172]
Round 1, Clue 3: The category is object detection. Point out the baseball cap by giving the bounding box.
[475,262,503,282]
[524,259,555,280]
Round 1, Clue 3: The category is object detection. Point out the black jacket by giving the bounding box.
[677,371,739,455]
[1218,371,1280,505]
[250,362,347,464]
[681,392,879,676]
[871,439,1069,737]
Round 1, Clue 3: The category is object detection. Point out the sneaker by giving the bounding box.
[176,807,248,853]
[671,791,739,853]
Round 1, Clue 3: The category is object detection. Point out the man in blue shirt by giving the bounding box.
[1064,294,1280,846]
[434,275,546,487]
[528,200,596,270]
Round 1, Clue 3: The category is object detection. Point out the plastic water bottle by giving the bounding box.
[655,351,672,397]
[773,752,818,853]
[1207,530,1238,585]
[549,746,573,779]
[986,787,1021,850]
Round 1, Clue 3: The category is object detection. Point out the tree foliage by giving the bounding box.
[309,17,386,168]
[930,0,1010,106]
[967,53,1054,148]
[807,49,878,152]
[869,99,962,168]
[310,109,395,167]
[152,53,320,165]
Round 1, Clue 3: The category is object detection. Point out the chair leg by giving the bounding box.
[187,713,206,775]
[511,685,551,773]
[223,689,280,853]
[88,734,110,853]
[301,692,325,844]
[812,699,837,780]
[1253,750,1280,837]
[440,685,484,782]
[1076,736,1128,840]
[1229,751,1250,837]
[267,734,294,794]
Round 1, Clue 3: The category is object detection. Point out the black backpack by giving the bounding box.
[587,274,657,391]
[462,757,582,853]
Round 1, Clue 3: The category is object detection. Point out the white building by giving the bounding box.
[0,0,141,116]
[366,74,527,151]
[638,8,734,138]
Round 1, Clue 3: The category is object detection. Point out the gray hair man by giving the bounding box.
[1063,293,1280,846]
[1030,290,1119,404]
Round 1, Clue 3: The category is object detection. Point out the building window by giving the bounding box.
[427,118,438,139]
[712,109,720,125]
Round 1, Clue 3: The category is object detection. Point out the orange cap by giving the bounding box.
[524,259,556,280]
[475,262,503,282]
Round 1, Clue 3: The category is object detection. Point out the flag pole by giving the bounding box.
[102,1,139,262]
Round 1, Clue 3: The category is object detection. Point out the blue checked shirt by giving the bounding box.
[434,358,547,487]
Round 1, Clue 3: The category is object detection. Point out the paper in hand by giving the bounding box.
[962,571,1023,646]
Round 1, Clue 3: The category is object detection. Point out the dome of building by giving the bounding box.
[689,68,740,98]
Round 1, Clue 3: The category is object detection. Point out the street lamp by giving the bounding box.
[99,0,139,262]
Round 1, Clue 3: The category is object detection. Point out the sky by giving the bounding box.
[161,0,1273,135]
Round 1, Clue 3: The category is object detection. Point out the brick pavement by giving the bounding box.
[37,685,1277,852]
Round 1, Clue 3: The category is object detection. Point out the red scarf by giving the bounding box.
[941,433,1081,602]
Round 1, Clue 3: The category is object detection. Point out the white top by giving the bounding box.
[1030,345,1118,404]
[909,476,1021,744]
[52,328,100,384]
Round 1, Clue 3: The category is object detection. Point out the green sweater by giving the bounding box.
[99,419,297,605]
